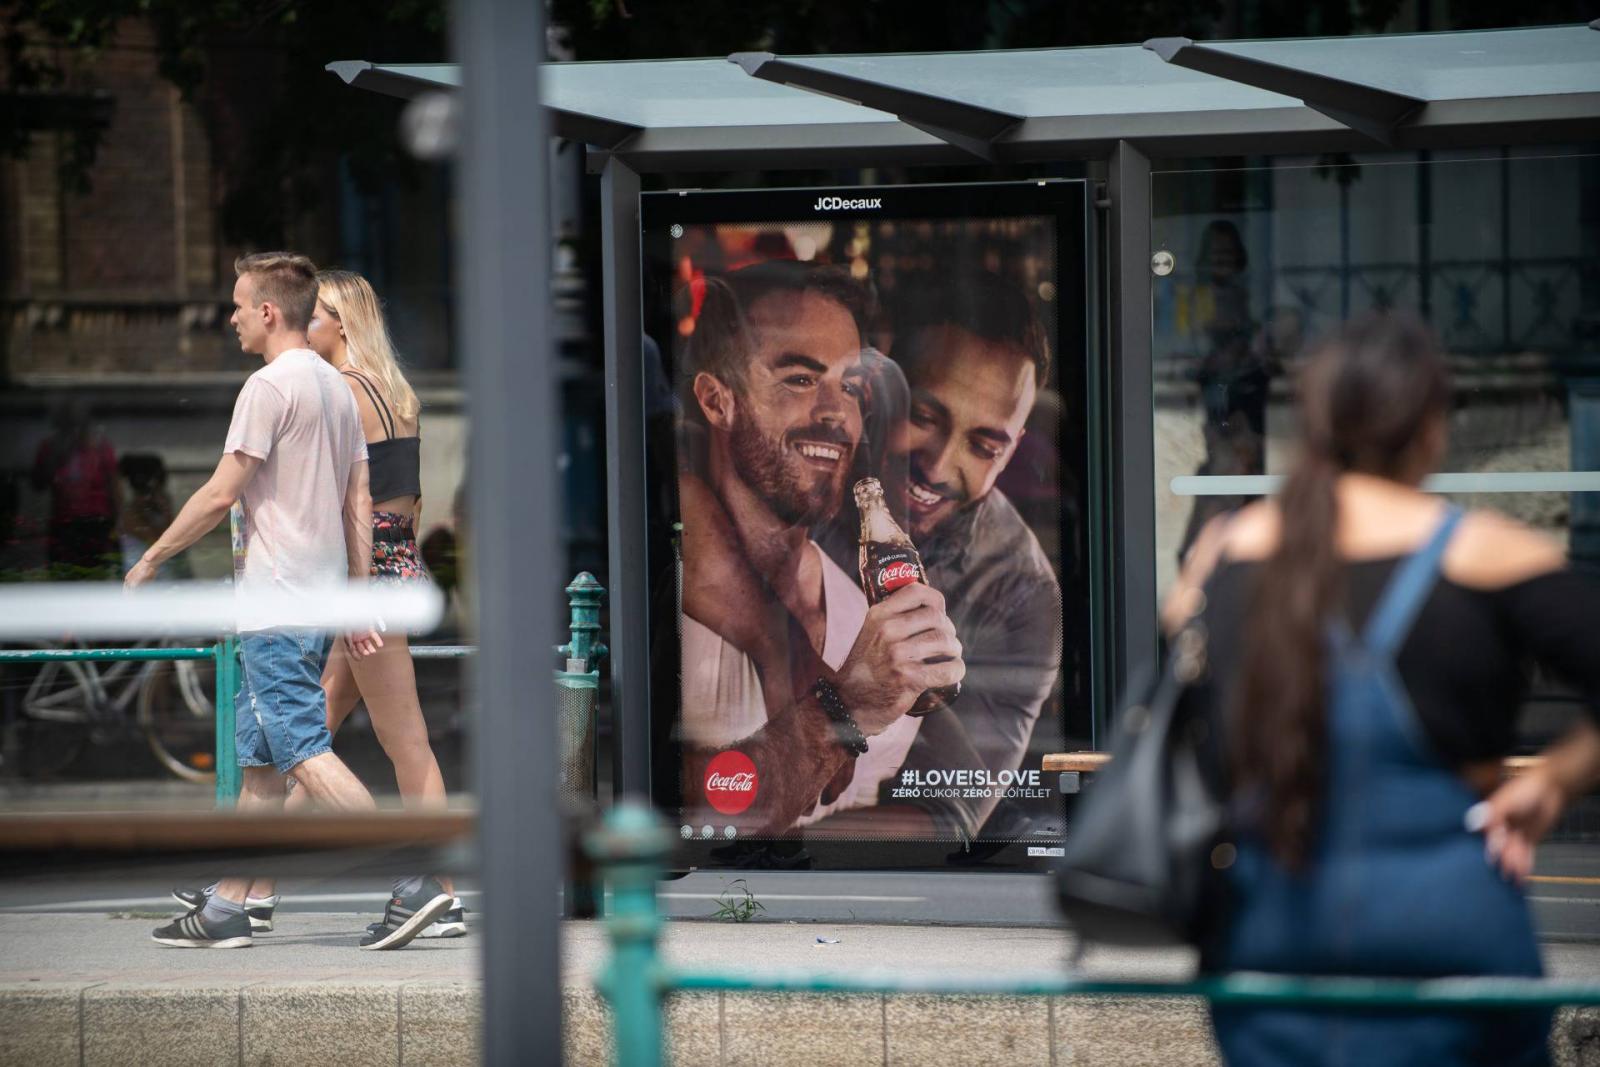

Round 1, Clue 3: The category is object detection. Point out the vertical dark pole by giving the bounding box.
[1417,150,1432,319]
[1339,180,1351,319]
[1500,149,1513,352]
[600,156,651,799]
[454,0,560,1060]
[1108,142,1156,711]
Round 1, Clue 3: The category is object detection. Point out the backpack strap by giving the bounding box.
[1360,505,1463,658]
[341,369,396,440]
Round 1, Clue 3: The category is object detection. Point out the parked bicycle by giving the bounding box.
[0,638,217,782]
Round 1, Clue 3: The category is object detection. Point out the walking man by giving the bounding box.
[128,252,452,949]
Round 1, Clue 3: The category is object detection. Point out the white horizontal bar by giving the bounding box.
[0,582,444,640]
[1171,472,1600,497]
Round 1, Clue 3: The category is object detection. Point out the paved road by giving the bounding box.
[4,840,1600,938]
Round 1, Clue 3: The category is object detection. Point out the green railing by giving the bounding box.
[0,571,605,808]
[0,638,242,803]
[583,802,1600,1067]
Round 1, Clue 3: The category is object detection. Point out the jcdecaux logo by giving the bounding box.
[813,196,882,211]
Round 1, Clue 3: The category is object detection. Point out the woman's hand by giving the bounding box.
[1471,721,1600,884]
[1469,768,1567,884]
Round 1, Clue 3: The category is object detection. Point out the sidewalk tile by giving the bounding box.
[724,992,882,1067]
[1054,995,1219,1067]
[666,991,720,1067]
[85,984,238,1067]
[0,983,81,1067]
[244,983,398,1066]
[401,981,480,1067]
[886,994,1048,1066]
[1554,1007,1600,1067]
[564,988,613,1067]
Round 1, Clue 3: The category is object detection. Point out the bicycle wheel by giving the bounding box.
[137,655,217,784]
[5,659,91,777]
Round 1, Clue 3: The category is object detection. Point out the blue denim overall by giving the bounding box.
[1209,508,1550,1066]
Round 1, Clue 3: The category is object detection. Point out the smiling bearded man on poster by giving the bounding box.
[676,261,965,838]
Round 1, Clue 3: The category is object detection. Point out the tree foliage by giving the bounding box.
[4,0,448,244]
[6,0,1595,243]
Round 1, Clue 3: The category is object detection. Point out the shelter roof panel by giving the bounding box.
[775,47,1299,119]
[543,58,900,128]
[333,25,1600,167]
[1204,25,1599,102]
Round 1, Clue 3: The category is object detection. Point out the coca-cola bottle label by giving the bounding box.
[703,750,759,815]
[871,548,923,596]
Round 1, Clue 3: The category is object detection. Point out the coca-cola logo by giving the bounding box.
[704,750,758,814]
[876,561,920,591]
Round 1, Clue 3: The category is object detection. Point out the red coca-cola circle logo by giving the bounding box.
[877,561,920,591]
[703,750,759,814]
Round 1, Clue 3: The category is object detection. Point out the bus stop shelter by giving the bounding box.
[333,21,1600,1057]
[333,19,1600,791]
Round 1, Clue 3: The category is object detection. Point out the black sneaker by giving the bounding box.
[151,908,252,949]
[416,898,468,939]
[172,885,279,931]
[170,883,211,908]
[358,877,454,951]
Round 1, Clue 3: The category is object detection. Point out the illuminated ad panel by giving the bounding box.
[641,180,1090,870]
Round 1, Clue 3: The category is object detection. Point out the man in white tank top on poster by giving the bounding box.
[127,253,452,949]
[677,262,965,838]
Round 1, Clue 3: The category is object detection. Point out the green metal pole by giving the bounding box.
[557,571,607,669]
[562,571,606,919]
[586,803,671,1067]
[213,635,240,805]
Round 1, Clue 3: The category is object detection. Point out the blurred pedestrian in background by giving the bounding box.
[117,453,190,581]
[32,399,120,579]
[1165,312,1600,1065]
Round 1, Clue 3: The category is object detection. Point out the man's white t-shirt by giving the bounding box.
[681,542,922,826]
[224,349,367,632]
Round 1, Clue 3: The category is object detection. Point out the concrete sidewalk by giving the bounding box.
[2,913,1598,1065]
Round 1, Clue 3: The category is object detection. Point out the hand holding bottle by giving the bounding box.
[834,583,965,734]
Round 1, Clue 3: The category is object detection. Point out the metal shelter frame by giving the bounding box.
[333,20,1600,1058]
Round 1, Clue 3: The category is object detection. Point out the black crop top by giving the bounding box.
[342,371,421,503]
[1196,559,1600,767]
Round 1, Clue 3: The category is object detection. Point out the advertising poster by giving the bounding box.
[641,181,1090,868]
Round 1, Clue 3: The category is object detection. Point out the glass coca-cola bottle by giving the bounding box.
[854,477,960,717]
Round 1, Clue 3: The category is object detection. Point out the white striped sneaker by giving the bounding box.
[359,877,454,950]
[416,898,468,939]
[151,909,252,949]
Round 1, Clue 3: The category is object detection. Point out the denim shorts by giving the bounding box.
[235,628,333,774]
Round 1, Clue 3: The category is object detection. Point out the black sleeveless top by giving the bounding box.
[1197,559,1600,766]
[342,370,421,503]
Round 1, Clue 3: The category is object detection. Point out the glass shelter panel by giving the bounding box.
[1150,150,1600,601]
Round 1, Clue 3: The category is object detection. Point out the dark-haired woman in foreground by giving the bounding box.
[1166,312,1600,1065]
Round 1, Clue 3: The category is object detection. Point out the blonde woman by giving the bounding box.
[304,270,462,938]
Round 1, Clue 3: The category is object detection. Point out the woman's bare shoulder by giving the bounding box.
[1215,501,1280,561]
[1445,510,1566,590]
[338,377,385,441]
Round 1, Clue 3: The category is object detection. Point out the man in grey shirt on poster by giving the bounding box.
[128,252,452,949]
[879,271,1063,844]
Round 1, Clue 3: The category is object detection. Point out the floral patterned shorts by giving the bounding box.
[371,512,429,584]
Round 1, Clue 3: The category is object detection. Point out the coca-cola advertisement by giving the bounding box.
[642,181,1090,869]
